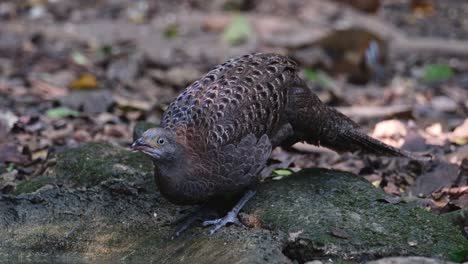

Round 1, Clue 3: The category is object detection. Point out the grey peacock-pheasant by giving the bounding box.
[132,53,427,236]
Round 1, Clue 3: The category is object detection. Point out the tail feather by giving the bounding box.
[337,129,430,161]
[287,83,430,161]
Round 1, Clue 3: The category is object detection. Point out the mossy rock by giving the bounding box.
[245,168,468,262]
[13,175,55,195]
[1,168,466,263]
[0,179,289,264]
[50,142,154,188]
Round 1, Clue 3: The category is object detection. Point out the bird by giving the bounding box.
[131,53,426,236]
[289,28,387,84]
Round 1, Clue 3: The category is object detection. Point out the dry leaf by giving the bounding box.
[238,213,262,229]
[384,182,400,195]
[411,0,435,17]
[113,95,152,111]
[449,119,468,145]
[70,73,98,90]
[0,144,29,165]
[202,15,230,32]
[31,80,68,100]
[410,160,460,197]
[31,148,48,161]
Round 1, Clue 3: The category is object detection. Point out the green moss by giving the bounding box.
[14,175,55,195]
[3,167,466,263]
[247,168,468,261]
[52,142,153,188]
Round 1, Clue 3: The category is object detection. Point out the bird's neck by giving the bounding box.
[152,154,196,205]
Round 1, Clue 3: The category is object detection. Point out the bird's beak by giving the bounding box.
[131,138,160,158]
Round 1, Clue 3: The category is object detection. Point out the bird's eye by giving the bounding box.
[157,138,165,145]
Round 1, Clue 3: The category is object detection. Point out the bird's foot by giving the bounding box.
[172,207,218,238]
[202,211,244,235]
[202,190,256,235]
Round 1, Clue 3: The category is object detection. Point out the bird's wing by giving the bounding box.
[194,134,272,196]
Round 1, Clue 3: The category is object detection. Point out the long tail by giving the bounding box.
[334,126,430,160]
[287,83,430,161]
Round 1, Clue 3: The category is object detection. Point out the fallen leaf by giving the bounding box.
[222,14,252,45]
[384,182,400,195]
[238,213,262,228]
[446,145,468,164]
[437,186,468,197]
[0,144,29,165]
[71,51,90,66]
[0,111,18,142]
[73,130,92,142]
[303,69,335,88]
[31,80,68,100]
[70,73,98,90]
[401,129,429,152]
[422,64,454,83]
[449,119,468,145]
[338,105,413,120]
[0,111,18,130]
[425,123,443,137]
[46,107,80,118]
[372,119,408,148]
[113,95,152,111]
[149,67,202,87]
[410,160,460,197]
[411,0,434,17]
[164,23,179,39]
[31,148,48,161]
[202,15,230,32]
[451,193,468,209]
[273,169,293,176]
[431,193,450,209]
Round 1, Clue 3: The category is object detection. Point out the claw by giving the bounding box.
[202,190,256,235]
[171,207,219,238]
[202,212,240,234]
[172,190,256,237]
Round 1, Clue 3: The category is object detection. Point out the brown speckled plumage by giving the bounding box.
[133,53,426,233]
[162,53,296,148]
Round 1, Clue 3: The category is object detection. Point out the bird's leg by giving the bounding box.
[202,190,256,235]
[172,205,219,238]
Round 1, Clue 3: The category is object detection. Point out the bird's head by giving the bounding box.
[131,128,179,161]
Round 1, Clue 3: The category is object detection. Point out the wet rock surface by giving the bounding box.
[0,143,466,263]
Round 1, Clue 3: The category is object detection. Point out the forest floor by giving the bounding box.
[0,0,467,262]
